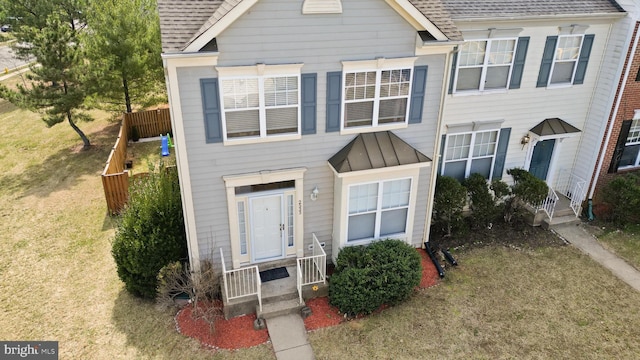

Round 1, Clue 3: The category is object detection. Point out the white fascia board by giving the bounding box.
[163,56,209,271]
[330,161,431,179]
[161,53,219,67]
[385,0,448,41]
[184,0,259,52]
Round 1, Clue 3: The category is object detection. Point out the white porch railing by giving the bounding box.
[220,248,262,312]
[296,233,327,304]
[537,186,559,220]
[553,171,587,216]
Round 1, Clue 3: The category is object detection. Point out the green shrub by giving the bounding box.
[329,239,421,316]
[464,173,498,229]
[503,168,548,223]
[432,176,467,236]
[112,162,187,299]
[601,173,640,225]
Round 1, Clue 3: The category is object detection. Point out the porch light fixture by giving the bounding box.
[521,134,530,149]
[310,186,319,201]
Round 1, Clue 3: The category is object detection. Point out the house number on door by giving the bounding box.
[298,200,302,215]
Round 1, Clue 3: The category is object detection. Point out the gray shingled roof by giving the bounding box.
[409,0,463,41]
[329,131,431,173]
[157,0,223,53]
[441,0,625,20]
[157,0,463,53]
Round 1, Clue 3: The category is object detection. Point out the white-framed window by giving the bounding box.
[347,178,411,242]
[454,38,516,92]
[341,57,416,131]
[217,64,303,142]
[442,130,499,181]
[620,119,640,168]
[549,35,584,85]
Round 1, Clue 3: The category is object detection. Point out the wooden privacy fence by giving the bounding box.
[126,107,172,139]
[102,107,172,214]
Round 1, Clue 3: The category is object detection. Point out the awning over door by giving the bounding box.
[328,131,431,173]
[529,118,581,137]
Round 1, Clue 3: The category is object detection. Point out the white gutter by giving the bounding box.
[589,21,640,199]
[423,46,456,243]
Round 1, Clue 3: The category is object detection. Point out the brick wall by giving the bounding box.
[592,21,640,203]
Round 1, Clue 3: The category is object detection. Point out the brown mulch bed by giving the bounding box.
[430,219,568,252]
[175,248,441,350]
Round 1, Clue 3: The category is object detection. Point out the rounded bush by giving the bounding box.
[112,164,187,299]
[329,239,421,316]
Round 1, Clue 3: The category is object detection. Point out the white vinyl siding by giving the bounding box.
[549,35,584,85]
[443,130,498,181]
[455,39,516,92]
[347,178,411,242]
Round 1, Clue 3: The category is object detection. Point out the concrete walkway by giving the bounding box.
[266,314,314,360]
[554,223,640,291]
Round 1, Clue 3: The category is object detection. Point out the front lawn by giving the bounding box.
[309,245,640,359]
[595,223,640,271]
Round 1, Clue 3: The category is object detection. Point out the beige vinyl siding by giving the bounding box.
[444,21,612,182]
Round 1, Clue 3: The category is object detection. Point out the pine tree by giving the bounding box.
[84,0,165,113]
[0,1,91,149]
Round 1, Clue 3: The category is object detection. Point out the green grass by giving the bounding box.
[309,246,640,359]
[126,139,176,174]
[596,223,640,271]
[0,96,274,359]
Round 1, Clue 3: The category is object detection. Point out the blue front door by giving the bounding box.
[529,139,555,181]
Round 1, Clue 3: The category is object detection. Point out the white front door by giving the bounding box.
[250,194,285,262]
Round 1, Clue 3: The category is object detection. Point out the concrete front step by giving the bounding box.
[257,298,305,319]
[542,215,581,230]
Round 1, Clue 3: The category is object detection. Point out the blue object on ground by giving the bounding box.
[161,135,170,156]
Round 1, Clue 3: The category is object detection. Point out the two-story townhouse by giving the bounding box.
[588,0,640,211]
[158,0,463,314]
[439,0,625,222]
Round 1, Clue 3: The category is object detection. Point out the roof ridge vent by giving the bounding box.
[302,0,342,14]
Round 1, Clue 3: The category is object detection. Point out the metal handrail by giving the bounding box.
[537,187,559,220]
[220,248,262,312]
[296,233,326,304]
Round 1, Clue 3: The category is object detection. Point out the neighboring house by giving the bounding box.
[588,0,640,206]
[157,0,463,285]
[438,0,626,221]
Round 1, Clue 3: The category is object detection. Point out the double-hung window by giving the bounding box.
[218,64,303,142]
[549,35,584,85]
[443,130,499,181]
[341,57,416,131]
[347,178,411,242]
[620,119,640,168]
[455,38,516,92]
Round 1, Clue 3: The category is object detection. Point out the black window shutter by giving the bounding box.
[448,50,458,94]
[509,37,529,89]
[573,34,595,85]
[537,36,558,87]
[200,78,223,143]
[492,128,511,179]
[608,120,633,173]
[408,65,428,124]
[326,71,342,132]
[437,134,446,175]
[301,73,317,135]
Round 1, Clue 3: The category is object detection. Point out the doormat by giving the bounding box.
[259,267,289,282]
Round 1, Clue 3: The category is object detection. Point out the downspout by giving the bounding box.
[588,22,640,202]
[423,45,457,244]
